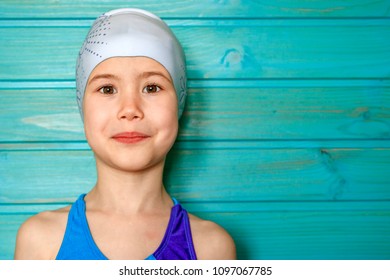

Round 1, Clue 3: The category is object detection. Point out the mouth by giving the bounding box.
[112,132,150,144]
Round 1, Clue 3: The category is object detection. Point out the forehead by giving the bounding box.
[88,56,173,82]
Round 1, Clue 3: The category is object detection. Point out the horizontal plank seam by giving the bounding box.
[1,140,390,151]
[2,199,390,205]
[1,200,390,215]
[1,79,390,89]
[0,18,390,28]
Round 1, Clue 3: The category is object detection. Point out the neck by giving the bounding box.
[85,157,172,215]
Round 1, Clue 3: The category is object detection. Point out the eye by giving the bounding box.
[99,85,117,95]
[143,84,161,94]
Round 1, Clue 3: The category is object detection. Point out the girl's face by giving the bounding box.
[83,57,178,173]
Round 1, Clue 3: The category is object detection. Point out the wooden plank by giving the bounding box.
[1,201,389,260]
[2,140,390,152]
[166,148,390,202]
[0,214,22,260]
[0,89,83,141]
[1,148,389,204]
[207,207,390,260]
[0,0,389,18]
[0,85,389,142]
[181,86,390,140]
[1,21,389,80]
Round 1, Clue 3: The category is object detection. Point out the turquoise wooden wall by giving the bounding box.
[1,0,389,260]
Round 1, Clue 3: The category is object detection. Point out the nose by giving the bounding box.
[117,91,144,121]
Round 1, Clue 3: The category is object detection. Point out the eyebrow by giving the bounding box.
[87,71,172,85]
[140,71,172,83]
[88,74,119,85]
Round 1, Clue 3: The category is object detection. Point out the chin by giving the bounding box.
[110,157,166,173]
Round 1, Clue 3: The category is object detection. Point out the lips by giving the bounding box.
[112,132,150,144]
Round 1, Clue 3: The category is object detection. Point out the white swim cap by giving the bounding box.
[76,8,187,119]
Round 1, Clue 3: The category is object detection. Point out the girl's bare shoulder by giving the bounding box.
[188,213,236,260]
[14,205,71,259]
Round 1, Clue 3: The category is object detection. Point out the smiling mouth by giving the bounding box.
[112,132,150,144]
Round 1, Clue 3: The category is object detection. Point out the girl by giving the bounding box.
[14,8,236,260]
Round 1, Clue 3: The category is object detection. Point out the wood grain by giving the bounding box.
[1,148,389,204]
[0,0,389,260]
[0,85,388,142]
[1,0,389,18]
[1,201,389,260]
[1,21,389,80]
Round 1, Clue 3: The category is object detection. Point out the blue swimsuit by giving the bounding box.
[56,194,197,260]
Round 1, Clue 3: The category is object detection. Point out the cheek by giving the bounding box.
[157,105,179,142]
[158,119,178,152]
[148,97,178,141]
[158,97,178,127]
[83,98,109,139]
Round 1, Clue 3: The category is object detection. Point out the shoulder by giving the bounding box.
[14,206,70,259]
[188,213,236,260]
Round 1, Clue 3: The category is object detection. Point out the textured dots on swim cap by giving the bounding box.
[76,8,187,120]
[79,16,110,58]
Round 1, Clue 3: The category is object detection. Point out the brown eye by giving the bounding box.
[99,85,117,94]
[143,84,161,94]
